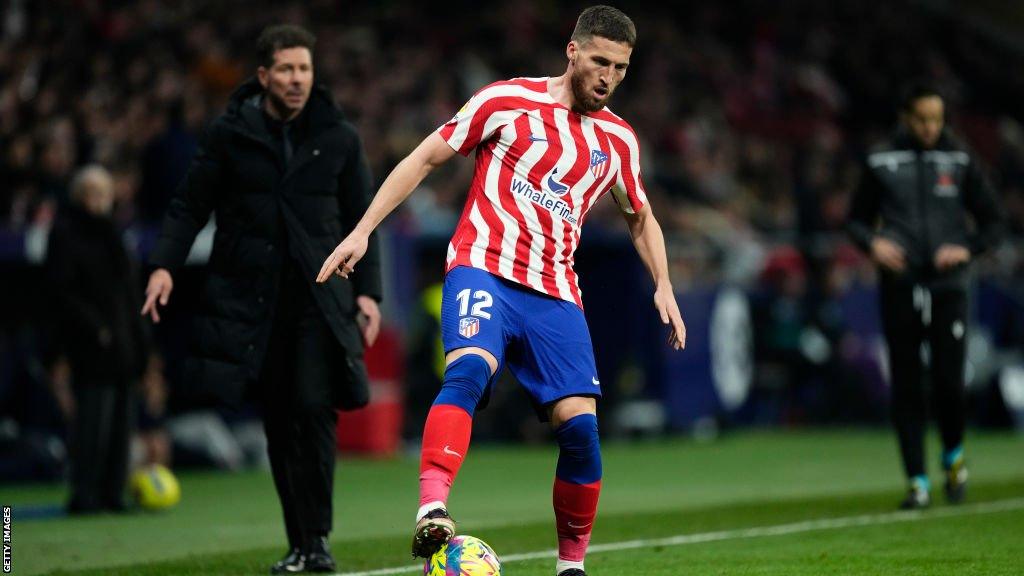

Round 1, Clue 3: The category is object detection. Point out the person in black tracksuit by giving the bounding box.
[847,83,1004,509]
[142,26,382,573]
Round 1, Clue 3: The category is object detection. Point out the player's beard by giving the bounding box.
[571,69,609,113]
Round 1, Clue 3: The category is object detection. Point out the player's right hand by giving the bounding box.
[317,232,368,283]
[870,236,906,272]
[141,268,174,324]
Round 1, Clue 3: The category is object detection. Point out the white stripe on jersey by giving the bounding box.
[466,199,490,270]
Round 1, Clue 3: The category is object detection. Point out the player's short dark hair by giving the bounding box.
[571,5,636,47]
[900,80,943,113]
[256,24,316,68]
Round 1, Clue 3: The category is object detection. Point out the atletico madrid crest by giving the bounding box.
[459,317,480,338]
[590,149,609,178]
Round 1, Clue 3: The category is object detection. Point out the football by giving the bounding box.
[423,535,501,576]
[130,464,181,510]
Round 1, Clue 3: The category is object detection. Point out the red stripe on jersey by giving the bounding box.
[439,121,455,142]
[561,114,591,306]
[448,191,480,273]
[502,114,536,286]
[529,107,564,297]
[608,132,644,213]
[579,124,615,225]
[474,136,506,276]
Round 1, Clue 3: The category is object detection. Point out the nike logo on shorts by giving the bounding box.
[592,377,600,386]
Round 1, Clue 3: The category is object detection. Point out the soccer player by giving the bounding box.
[317,6,685,575]
[847,82,1004,509]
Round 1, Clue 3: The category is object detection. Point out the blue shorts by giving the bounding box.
[441,266,601,409]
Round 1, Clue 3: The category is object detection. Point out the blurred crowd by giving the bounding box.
[2,0,1024,480]
[3,1,1024,264]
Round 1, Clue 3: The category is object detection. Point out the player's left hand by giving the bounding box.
[934,244,970,271]
[654,283,686,350]
[356,295,381,347]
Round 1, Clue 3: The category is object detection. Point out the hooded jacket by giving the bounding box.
[150,77,380,407]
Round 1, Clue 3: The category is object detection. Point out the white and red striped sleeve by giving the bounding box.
[605,122,648,214]
[437,81,527,156]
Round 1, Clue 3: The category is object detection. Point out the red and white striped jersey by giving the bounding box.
[438,77,648,307]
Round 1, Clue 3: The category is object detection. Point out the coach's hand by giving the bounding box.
[871,237,906,272]
[934,243,970,271]
[356,295,381,347]
[317,232,368,283]
[655,282,686,350]
[141,268,174,323]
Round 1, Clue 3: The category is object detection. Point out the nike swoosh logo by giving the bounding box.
[567,521,592,529]
[592,377,600,386]
[528,134,547,142]
[443,445,462,458]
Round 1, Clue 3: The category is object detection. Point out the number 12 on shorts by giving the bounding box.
[456,288,493,319]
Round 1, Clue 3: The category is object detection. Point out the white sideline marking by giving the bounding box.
[334,497,1024,576]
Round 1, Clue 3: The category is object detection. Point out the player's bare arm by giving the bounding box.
[317,132,456,283]
[622,203,686,350]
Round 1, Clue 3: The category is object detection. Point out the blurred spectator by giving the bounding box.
[44,165,149,513]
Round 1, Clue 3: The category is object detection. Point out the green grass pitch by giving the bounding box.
[3,430,1023,575]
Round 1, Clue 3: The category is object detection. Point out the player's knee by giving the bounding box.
[555,413,601,483]
[433,353,492,415]
[446,347,498,375]
[549,396,597,429]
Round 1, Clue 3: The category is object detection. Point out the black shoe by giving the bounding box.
[66,501,103,516]
[304,536,337,573]
[104,499,131,514]
[898,485,931,510]
[558,570,587,576]
[411,507,456,558]
[944,459,968,504]
[270,547,306,574]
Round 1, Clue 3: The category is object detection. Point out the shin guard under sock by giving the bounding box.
[418,354,491,510]
[552,413,602,566]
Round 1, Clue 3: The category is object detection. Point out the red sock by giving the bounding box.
[419,404,473,507]
[553,477,601,562]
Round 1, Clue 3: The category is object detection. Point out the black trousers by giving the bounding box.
[68,379,133,511]
[880,279,967,479]
[259,267,341,549]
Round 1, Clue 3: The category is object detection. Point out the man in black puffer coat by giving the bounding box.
[142,25,381,574]
[847,81,1004,511]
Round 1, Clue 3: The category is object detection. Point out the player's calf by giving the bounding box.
[552,412,602,576]
[414,354,492,558]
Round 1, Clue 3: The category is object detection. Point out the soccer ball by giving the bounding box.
[130,464,181,510]
[424,535,501,576]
